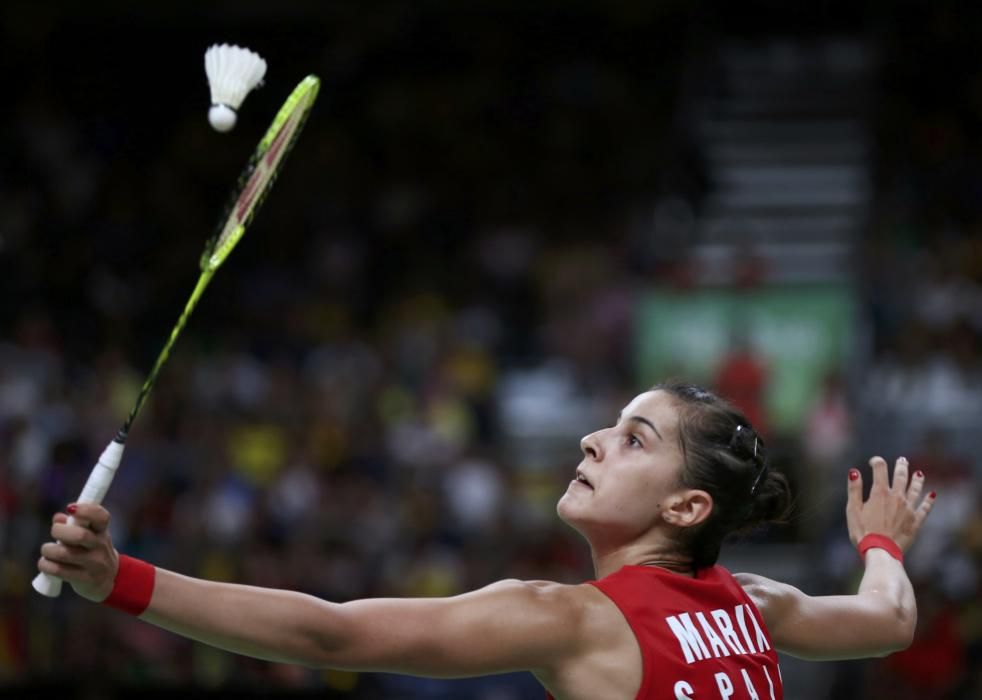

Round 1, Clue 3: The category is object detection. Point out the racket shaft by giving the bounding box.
[32,439,126,597]
[124,271,214,432]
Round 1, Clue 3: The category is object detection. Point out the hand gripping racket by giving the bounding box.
[34,75,321,597]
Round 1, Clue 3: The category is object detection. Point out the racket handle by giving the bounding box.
[33,439,126,598]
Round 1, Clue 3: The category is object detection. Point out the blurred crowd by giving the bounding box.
[834,6,982,697]
[2,3,981,699]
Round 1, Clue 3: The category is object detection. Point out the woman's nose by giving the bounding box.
[580,431,603,461]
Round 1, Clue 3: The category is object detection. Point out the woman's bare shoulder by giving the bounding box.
[734,571,799,594]
[498,579,620,618]
[734,572,802,622]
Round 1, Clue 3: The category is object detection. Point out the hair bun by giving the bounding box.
[742,471,793,531]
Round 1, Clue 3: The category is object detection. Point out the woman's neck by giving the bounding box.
[591,541,695,579]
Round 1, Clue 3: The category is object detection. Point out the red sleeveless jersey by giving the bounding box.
[547,565,783,700]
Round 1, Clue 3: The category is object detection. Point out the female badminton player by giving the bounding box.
[38,381,935,699]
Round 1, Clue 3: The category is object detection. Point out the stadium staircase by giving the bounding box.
[688,38,874,286]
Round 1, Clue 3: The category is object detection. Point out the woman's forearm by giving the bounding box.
[855,549,917,646]
[140,568,340,666]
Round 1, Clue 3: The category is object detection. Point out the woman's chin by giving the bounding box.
[556,493,575,523]
[556,494,590,532]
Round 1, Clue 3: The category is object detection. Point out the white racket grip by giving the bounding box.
[76,439,125,505]
[33,439,126,598]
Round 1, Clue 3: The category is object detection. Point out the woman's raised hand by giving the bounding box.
[846,456,936,552]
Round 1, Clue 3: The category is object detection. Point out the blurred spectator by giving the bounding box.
[713,329,770,436]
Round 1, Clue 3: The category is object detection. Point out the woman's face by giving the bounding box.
[557,390,687,544]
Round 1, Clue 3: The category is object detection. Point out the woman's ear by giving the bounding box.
[662,490,714,529]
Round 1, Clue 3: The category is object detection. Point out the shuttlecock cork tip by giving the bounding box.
[209,104,237,132]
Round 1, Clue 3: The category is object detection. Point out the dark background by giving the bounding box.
[1,2,980,698]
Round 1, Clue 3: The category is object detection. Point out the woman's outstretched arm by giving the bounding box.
[737,455,935,660]
[38,504,593,677]
[145,569,588,676]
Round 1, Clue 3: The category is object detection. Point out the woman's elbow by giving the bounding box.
[879,603,916,655]
[278,599,350,668]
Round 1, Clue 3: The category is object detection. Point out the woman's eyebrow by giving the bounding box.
[620,415,663,441]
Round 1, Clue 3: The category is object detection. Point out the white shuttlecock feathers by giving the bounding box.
[204,43,267,132]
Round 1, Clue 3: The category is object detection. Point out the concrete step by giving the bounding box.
[707,96,872,120]
[689,242,853,284]
[713,163,866,190]
[698,212,858,245]
[704,186,867,209]
[699,118,865,143]
[705,141,867,166]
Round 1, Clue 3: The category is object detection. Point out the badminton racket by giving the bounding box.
[34,74,321,597]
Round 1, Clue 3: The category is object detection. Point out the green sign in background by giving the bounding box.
[635,286,855,432]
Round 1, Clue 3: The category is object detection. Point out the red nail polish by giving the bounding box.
[929,491,937,499]
[849,469,859,481]
[67,504,77,515]
[915,470,924,478]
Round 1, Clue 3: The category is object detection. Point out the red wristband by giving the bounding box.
[857,534,904,563]
[102,554,155,616]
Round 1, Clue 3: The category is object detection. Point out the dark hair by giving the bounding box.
[652,380,793,569]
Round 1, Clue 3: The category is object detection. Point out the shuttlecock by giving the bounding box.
[204,43,267,132]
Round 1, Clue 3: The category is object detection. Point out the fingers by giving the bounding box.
[38,541,89,584]
[907,468,925,505]
[69,504,111,534]
[892,456,910,494]
[37,555,83,579]
[913,490,937,530]
[846,467,863,512]
[39,539,113,585]
[49,522,100,548]
[869,456,889,491]
[41,541,91,563]
[47,505,110,551]
[844,468,864,545]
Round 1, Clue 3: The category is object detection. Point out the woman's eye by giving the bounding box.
[628,434,642,447]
